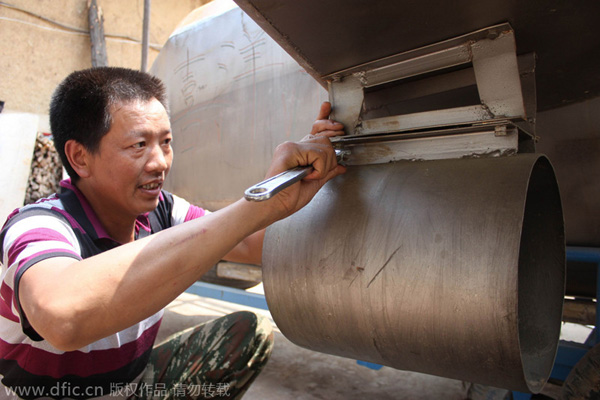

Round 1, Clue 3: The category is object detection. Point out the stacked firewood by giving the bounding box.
[24,134,63,205]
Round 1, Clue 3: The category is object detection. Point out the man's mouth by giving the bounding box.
[140,182,161,190]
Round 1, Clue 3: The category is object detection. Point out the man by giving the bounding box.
[0,67,345,399]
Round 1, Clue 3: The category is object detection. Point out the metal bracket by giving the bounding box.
[326,23,528,139]
[331,122,519,165]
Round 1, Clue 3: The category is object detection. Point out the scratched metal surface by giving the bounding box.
[263,154,565,393]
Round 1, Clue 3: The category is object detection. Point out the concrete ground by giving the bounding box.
[157,287,469,400]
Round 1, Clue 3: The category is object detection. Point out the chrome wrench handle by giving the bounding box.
[244,149,349,202]
[245,166,313,202]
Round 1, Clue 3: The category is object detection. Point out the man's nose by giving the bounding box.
[146,144,169,173]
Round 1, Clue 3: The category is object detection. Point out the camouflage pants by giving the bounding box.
[132,311,274,400]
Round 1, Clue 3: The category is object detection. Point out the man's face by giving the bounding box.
[84,98,173,220]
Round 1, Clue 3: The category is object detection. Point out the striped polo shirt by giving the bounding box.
[0,179,207,399]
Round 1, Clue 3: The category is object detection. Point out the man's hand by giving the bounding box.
[309,101,344,138]
[261,102,346,219]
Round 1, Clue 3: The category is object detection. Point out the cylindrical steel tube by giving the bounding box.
[263,154,565,393]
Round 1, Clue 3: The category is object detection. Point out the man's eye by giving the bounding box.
[132,142,145,149]
[163,138,172,145]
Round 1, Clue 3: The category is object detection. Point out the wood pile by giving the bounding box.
[24,134,63,205]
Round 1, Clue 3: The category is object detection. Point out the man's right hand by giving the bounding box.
[261,134,346,222]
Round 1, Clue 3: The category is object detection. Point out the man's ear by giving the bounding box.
[64,140,92,179]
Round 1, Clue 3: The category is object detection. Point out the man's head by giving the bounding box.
[50,67,168,181]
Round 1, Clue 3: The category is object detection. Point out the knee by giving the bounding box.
[228,311,273,339]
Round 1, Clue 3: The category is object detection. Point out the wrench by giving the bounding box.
[244,149,350,202]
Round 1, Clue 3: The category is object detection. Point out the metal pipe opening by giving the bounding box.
[517,156,565,392]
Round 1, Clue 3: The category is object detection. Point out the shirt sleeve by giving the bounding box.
[170,193,211,225]
[1,210,81,340]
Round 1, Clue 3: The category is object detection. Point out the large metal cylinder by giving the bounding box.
[263,154,565,393]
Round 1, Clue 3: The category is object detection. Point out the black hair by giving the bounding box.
[49,67,168,181]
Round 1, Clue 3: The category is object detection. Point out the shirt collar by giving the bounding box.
[58,179,152,243]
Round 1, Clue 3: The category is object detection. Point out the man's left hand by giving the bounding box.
[309,101,344,138]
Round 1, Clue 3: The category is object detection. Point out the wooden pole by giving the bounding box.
[88,0,108,67]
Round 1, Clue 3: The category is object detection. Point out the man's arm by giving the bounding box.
[19,136,345,351]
